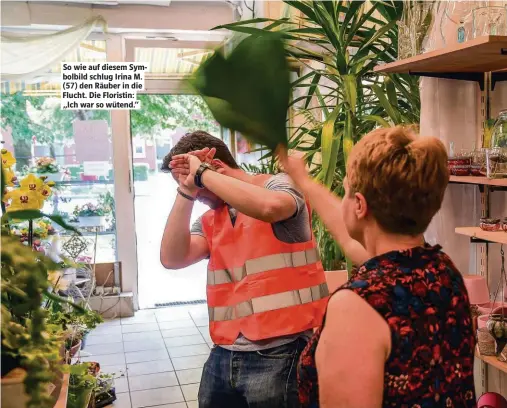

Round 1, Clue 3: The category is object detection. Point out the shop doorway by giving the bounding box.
[130,94,222,309]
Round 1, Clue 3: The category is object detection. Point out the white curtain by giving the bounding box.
[1,16,106,81]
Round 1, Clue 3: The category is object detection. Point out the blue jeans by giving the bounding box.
[198,338,307,408]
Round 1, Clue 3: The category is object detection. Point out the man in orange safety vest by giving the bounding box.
[160,130,328,408]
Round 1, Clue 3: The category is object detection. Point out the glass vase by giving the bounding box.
[473,6,507,38]
[486,110,507,179]
[440,1,487,46]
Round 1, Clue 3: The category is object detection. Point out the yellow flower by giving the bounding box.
[5,189,44,212]
[48,271,69,291]
[19,174,44,192]
[39,184,53,199]
[1,149,16,169]
[3,167,17,187]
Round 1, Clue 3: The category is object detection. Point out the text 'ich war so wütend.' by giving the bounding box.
[60,62,149,110]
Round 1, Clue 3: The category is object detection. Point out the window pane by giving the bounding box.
[1,93,117,263]
[135,47,212,75]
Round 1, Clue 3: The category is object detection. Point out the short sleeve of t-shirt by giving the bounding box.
[190,217,205,237]
[266,173,311,243]
[189,172,311,243]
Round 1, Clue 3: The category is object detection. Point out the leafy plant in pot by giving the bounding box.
[73,202,110,228]
[67,362,116,408]
[30,157,67,182]
[46,299,103,362]
[202,0,421,275]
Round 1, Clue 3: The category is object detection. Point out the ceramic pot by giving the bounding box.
[1,369,29,408]
[69,340,82,358]
[1,368,67,408]
[78,216,107,228]
[37,172,64,182]
[478,314,489,330]
[477,302,504,315]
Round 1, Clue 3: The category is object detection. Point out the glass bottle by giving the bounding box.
[457,19,466,43]
[486,110,507,178]
[492,110,507,149]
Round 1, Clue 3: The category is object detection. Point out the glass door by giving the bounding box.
[130,94,221,309]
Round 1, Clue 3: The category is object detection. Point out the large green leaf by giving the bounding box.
[190,34,290,150]
[320,107,341,188]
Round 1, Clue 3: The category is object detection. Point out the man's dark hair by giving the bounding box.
[161,130,239,172]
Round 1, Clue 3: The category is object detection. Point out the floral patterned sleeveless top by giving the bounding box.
[298,245,476,408]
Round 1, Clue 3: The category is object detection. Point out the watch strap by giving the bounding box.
[194,163,212,189]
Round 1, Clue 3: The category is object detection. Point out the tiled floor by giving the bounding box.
[80,305,212,408]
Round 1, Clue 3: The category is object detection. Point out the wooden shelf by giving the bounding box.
[476,347,507,374]
[449,176,507,188]
[374,35,507,74]
[455,227,507,245]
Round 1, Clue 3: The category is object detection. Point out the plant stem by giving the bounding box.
[28,219,33,248]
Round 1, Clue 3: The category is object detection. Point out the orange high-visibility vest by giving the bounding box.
[201,199,329,345]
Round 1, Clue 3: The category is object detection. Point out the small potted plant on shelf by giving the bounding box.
[32,157,67,182]
[46,299,103,363]
[67,362,117,408]
[67,363,98,408]
[73,203,110,228]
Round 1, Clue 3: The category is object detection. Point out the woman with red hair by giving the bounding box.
[279,126,476,408]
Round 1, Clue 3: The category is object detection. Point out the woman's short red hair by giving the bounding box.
[346,126,449,235]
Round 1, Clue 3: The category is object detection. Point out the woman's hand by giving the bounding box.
[276,145,311,189]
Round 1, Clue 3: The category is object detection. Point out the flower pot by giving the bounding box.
[478,315,489,329]
[325,270,348,293]
[78,216,107,228]
[477,302,504,315]
[1,368,29,408]
[1,368,68,408]
[38,171,64,182]
[69,339,82,358]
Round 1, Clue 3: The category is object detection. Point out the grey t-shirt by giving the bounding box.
[191,173,313,351]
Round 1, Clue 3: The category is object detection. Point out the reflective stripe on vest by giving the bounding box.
[207,248,320,286]
[209,283,329,322]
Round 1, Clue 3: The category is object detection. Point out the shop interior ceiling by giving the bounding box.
[19,1,173,6]
[1,0,231,95]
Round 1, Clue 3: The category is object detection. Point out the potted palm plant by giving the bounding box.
[194,0,423,280]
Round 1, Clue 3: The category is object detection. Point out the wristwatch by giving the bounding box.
[194,162,213,189]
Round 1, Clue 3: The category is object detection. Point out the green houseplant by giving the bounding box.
[1,155,91,408]
[207,0,422,271]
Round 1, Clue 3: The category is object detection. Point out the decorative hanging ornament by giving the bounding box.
[487,245,507,354]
